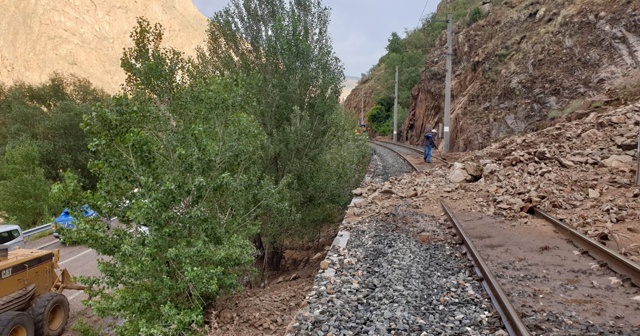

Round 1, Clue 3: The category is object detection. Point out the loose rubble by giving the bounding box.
[462,103,640,258]
[288,102,640,335]
[383,102,640,259]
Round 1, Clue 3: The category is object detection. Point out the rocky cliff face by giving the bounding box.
[347,0,640,151]
[342,66,384,124]
[0,0,208,93]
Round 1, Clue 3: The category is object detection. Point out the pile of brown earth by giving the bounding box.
[461,100,639,257]
[206,232,338,336]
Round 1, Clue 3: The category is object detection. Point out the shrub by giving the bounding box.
[469,7,483,24]
[0,140,50,228]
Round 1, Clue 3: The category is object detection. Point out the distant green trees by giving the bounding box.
[0,140,49,228]
[365,32,420,136]
[0,75,106,227]
[364,0,484,136]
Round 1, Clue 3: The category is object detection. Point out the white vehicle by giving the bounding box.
[0,225,26,251]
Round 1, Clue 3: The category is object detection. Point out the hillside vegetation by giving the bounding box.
[346,0,484,136]
[0,76,106,228]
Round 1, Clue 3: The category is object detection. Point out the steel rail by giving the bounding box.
[368,140,419,171]
[375,139,451,165]
[375,138,423,155]
[532,207,640,287]
[441,201,531,336]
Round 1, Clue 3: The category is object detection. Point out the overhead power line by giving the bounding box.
[418,0,431,26]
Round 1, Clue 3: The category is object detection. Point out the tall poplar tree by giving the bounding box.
[202,0,367,270]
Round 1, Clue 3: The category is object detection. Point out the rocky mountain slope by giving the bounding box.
[0,0,207,93]
[340,76,360,103]
[345,0,640,151]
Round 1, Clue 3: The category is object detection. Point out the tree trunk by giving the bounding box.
[266,244,284,271]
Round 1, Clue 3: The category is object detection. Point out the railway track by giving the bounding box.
[370,139,451,166]
[368,139,640,335]
[371,140,527,334]
[368,140,419,171]
[442,202,531,336]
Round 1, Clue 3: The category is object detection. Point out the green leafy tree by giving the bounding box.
[381,51,424,108]
[367,105,391,135]
[72,19,284,335]
[0,140,50,228]
[203,0,368,270]
[120,18,191,100]
[386,32,404,54]
[0,74,105,189]
[48,170,86,214]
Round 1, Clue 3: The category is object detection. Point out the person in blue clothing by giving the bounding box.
[423,129,437,163]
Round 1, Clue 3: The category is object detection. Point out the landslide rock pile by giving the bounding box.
[0,0,208,93]
[464,102,639,234]
[364,102,640,259]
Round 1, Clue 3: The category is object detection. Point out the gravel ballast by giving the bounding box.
[288,205,506,336]
[368,143,415,182]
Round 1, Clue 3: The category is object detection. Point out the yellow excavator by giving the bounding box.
[0,246,86,336]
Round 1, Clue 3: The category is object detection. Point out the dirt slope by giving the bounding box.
[0,0,208,93]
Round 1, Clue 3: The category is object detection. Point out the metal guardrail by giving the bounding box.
[23,223,52,241]
[441,201,531,336]
[22,216,117,243]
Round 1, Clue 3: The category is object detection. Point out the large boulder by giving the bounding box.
[464,162,483,178]
[601,154,633,172]
[602,154,633,166]
[448,162,472,183]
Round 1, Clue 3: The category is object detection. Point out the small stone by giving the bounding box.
[556,157,576,168]
[320,260,330,270]
[611,115,627,124]
[312,252,325,260]
[588,189,600,199]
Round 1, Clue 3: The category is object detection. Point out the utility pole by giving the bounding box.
[393,65,399,142]
[444,13,453,153]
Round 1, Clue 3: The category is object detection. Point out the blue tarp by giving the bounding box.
[54,205,97,229]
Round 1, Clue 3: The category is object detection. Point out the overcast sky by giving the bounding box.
[192,0,439,77]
